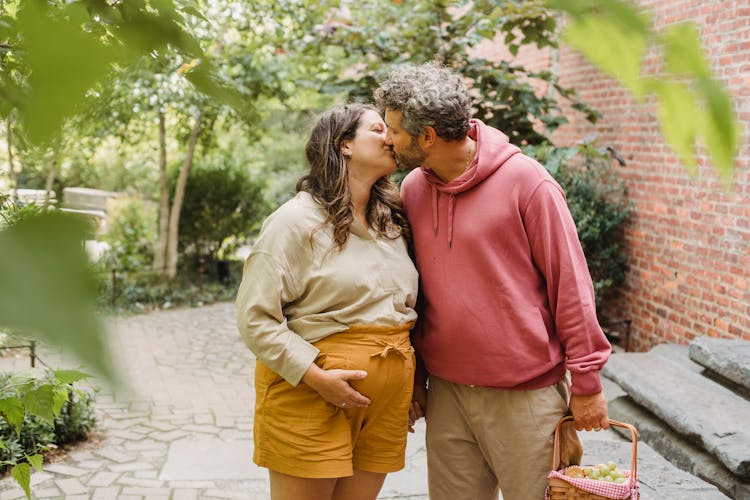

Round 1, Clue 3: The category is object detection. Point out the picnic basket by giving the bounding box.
[547,416,640,500]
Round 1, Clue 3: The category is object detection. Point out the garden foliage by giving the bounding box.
[0,368,94,498]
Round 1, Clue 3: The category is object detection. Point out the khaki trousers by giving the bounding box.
[425,375,575,500]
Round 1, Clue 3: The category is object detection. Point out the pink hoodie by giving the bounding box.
[401,120,610,395]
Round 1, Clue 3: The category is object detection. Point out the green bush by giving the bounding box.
[170,157,269,264]
[0,372,96,473]
[53,389,96,444]
[0,195,48,230]
[528,144,631,315]
[101,195,156,271]
[96,261,243,314]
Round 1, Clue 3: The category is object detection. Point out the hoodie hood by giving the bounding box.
[420,119,521,247]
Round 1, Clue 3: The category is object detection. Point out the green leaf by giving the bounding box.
[547,0,650,35]
[185,62,257,124]
[19,1,122,144]
[649,79,699,174]
[0,212,115,383]
[52,386,69,417]
[0,397,25,435]
[0,73,27,115]
[697,77,740,183]
[545,0,592,17]
[663,23,711,77]
[26,453,43,472]
[11,462,31,500]
[563,14,647,97]
[53,369,91,385]
[23,385,55,425]
[180,5,209,22]
[598,0,651,35]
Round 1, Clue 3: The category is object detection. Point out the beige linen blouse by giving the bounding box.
[236,191,418,386]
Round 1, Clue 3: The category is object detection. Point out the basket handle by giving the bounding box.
[551,415,639,481]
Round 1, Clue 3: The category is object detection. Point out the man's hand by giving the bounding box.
[407,384,428,433]
[568,391,609,431]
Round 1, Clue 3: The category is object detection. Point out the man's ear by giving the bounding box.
[418,126,438,149]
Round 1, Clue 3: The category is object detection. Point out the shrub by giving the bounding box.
[0,195,48,230]
[96,261,243,314]
[0,371,96,473]
[54,389,96,444]
[170,157,269,265]
[101,195,156,271]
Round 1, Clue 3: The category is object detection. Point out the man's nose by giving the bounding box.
[384,132,393,146]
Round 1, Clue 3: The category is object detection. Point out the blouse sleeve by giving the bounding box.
[235,217,320,386]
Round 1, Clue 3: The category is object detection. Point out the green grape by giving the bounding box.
[582,460,631,482]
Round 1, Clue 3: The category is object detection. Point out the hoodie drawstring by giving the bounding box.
[447,194,455,249]
[431,185,456,249]
[431,185,439,237]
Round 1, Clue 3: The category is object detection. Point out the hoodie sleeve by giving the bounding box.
[523,180,611,395]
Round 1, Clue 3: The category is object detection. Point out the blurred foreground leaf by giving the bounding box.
[19,1,121,145]
[549,0,741,184]
[562,11,647,96]
[0,212,114,383]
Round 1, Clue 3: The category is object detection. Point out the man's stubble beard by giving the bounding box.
[393,136,427,172]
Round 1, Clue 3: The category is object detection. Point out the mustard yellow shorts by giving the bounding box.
[253,324,415,478]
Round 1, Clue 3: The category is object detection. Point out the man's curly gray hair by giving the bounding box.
[374,63,471,141]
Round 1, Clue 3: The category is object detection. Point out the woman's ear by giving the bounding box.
[341,140,353,159]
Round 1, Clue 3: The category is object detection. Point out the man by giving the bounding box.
[374,63,611,500]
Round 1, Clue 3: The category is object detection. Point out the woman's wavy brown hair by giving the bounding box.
[297,103,411,250]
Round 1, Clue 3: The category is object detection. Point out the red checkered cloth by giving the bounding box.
[546,469,640,499]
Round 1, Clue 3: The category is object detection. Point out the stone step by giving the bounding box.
[649,344,705,374]
[606,393,750,499]
[689,337,750,395]
[602,351,750,479]
[652,341,750,401]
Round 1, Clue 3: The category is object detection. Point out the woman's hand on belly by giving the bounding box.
[301,363,372,409]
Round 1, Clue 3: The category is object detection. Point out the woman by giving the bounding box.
[236,103,418,500]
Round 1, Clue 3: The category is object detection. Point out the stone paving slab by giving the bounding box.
[160,439,262,481]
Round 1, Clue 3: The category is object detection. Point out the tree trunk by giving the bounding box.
[165,110,202,278]
[153,110,169,273]
[44,140,60,207]
[6,116,16,196]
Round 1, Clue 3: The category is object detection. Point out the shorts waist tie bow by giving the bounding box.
[371,338,414,359]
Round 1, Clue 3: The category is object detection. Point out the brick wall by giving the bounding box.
[486,1,750,349]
